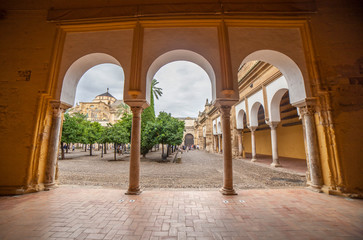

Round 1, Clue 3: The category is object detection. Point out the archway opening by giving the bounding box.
[146,49,216,105]
[58,58,130,188]
[234,57,307,185]
[184,133,194,147]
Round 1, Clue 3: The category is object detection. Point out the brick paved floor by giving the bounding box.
[0,186,362,240]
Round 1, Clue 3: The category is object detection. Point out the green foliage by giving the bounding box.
[61,113,87,144]
[155,112,185,146]
[151,79,162,100]
[102,113,132,145]
[141,121,158,156]
[140,78,163,156]
[83,121,103,145]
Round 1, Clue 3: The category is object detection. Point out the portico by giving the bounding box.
[0,1,360,198]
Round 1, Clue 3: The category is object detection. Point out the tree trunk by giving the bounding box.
[85,144,87,152]
[104,143,107,154]
[61,142,65,160]
[101,145,103,158]
[162,143,165,159]
[66,143,69,153]
[114,143,116,161]
[90,144,93,156]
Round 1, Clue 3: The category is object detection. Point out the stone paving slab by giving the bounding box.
[0,186,362,239]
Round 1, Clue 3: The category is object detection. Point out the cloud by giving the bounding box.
[75,63,124,104]
[75,61,212,118]
[154,61,212,117]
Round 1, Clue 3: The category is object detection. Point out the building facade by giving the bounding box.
[194,62,305,165]
[178,117,196,147]
[68,89,129,126]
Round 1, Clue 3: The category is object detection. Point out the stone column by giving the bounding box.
[269,122,281,167]
[299,105,323,191]
[44,101,67,190]
[219,106,237,195]
[249,126,257,162]
[237,130,243,156]
[126,106,143,195]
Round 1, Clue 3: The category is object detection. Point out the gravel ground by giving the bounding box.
[58,149,306,190]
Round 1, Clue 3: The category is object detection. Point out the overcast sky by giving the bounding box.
[75,61,212,118]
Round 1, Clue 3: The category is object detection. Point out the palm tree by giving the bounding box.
[152,79,163,100]
[116,102,130,117]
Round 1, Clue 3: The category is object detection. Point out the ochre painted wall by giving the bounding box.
[335,110,363,193]
[277,125,305,159]
[310,0,363,194]
[0,10,56,193]
[243,125,305,159]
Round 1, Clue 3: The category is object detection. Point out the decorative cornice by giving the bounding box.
[46,1,317,22]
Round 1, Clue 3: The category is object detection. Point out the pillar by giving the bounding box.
[126,106,143,195]
[44,101,67,190]
[269,122,281,167]
[249,126,257,162]
[299,105,323,191]
[219,106,237,195]
[237,130,243,156]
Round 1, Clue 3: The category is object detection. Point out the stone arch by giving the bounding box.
[60,53,123,106]
[184,133,194,147]
[270,88,289,122]
[265,76,289,122]
[241,50,307,105]
[217,122,222,134]
[145,49,216,104]
[250,102,264,127]
[236,109,247,129]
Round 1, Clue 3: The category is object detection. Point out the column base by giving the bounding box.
[44,183,57,191]
[125,187,142,195]
[251,158,257,162]
[306,185,322,193]
[220,187,238,195]
[270,162,282,167]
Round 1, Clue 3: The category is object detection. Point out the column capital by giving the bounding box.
[298,105,315,118]
[50,100,71,117]
[130,106,143,115]
[248,126,257,131]
[267,121,279,129]
[219,105,231,118]
[214,99,238,108]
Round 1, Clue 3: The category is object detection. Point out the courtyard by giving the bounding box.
[58,149,306,190]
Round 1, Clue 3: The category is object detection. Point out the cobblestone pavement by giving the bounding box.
[59,149,306,190]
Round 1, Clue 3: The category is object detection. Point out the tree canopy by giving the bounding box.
[61,113,87,145]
